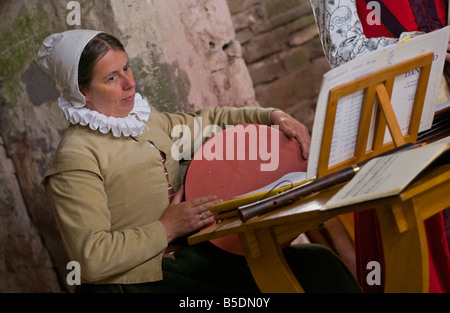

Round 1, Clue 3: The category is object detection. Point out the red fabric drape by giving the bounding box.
[356,0,447,38]
[355,210,450,292]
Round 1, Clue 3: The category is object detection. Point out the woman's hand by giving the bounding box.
[270,110,311,160]
[160,186,221,243]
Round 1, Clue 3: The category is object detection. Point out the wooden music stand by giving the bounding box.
[316,51,437,292]
[189,163,450,292]
[317,52,434,178]
[187,52,447,293]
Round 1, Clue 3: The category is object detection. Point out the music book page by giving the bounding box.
[236,172,306,196]
[323,138,450,210]
[307,26,450,180]
[209,172,309,214]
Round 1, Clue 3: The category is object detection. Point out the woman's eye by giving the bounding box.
[124,65,130,72]
[108,75,116,82]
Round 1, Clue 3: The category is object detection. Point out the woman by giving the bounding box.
[38,29,361,293]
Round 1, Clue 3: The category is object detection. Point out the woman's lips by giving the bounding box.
[124,94,135,102]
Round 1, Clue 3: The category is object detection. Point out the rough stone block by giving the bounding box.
[243,27,289,63]
[248,54,285,85]
[289,24,319,46]
[286,13,316,33]
[261,0,303,19]
[281,47,309,73]
[255,56,329,111]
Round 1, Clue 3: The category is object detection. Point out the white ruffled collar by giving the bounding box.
[58,93,151,137]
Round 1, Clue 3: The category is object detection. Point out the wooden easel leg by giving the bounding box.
[376,201,429,293]
[239,228,305,293]
[376,84,407,147]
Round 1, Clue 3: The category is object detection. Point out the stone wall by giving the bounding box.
[0,0,328,292]
[228,0,330,132]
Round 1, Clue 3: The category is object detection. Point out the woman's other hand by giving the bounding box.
[270,110,311,160]
[160,186,221,243]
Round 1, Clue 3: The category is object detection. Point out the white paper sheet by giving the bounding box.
[307,27,450,180]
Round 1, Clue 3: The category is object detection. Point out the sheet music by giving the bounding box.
[307,26,450,179]
[235,171,307,197]
[323,138,450,210]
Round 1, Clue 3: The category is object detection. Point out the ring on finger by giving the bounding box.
[199,212,203,221]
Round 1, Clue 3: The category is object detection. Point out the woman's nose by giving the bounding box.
[123,72,136,90]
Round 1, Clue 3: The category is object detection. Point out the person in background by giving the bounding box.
[310,0,450,103]
[38,29,362,293]
[310,0,450,293]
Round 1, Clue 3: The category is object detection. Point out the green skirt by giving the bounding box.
[76,242,362,293]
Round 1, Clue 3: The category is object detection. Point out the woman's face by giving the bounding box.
[82,49,136,118]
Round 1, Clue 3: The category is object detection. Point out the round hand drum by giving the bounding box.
[185,124,307,255]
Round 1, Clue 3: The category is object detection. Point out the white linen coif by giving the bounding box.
[37,29,151,137]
